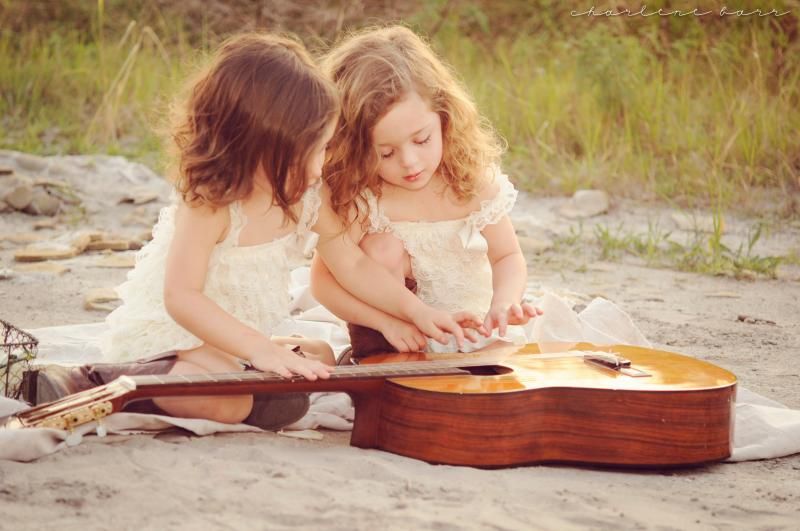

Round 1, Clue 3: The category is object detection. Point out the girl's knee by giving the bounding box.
[359,233,409,275]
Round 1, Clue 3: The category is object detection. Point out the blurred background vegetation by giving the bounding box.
[1,0,798,217]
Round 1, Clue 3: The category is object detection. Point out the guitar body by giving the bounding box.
[352,343,736,467]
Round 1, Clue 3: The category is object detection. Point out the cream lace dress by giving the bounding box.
[362,168,528,353]
[100,185,321,362]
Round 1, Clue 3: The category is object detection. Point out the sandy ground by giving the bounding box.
[1,152,799,530]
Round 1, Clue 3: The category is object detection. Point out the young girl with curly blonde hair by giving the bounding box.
[311,26,541,357]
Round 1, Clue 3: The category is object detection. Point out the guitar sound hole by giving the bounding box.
[460,365,512,376]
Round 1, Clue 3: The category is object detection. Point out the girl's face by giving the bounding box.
[372,91,443,191]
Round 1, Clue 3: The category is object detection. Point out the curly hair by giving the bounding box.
[168,33,338,222]
[321,25,503,225]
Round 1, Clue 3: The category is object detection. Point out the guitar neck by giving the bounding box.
[6,361,470,430]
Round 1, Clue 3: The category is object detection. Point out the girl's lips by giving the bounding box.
[404,171,422,181]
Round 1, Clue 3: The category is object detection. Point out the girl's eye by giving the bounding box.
[415,135,432,145]
[380,150,394,159]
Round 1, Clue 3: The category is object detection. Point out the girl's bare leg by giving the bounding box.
[359,232,412,282]
[153,344,253,424]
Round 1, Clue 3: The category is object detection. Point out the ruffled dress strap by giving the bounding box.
[458,166,518,251]
[297,181,322,236]
[362,188,393,234]
[465,166,518,232]
[222,200,248,248]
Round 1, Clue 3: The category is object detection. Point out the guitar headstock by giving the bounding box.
[3,376,136,431]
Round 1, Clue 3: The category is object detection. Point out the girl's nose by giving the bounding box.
[399,146,418,169]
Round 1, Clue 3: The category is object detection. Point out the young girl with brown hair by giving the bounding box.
[311,26,541,357]
[85,32,477,426]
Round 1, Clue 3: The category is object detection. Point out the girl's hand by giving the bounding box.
[452,311,491,343]
[484,301,543,337]
[379,318,428,352]
[411,306,480,349]
[249,342,332,380]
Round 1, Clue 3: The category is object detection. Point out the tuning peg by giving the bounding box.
[96,421,108,438]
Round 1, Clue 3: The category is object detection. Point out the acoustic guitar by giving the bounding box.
[2,343,737,468]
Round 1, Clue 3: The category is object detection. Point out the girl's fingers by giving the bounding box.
[498,312,508,337]
[463,328,480,343]
[510,304,524,320]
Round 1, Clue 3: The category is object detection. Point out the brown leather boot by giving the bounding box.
[347,277,418,360]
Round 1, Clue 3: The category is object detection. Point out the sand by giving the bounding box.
[1,152,799,530]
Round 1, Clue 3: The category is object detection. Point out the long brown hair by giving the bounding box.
[169,33,338,222]
[322,25,502,225]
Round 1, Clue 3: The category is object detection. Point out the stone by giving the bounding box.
[14,244,81,262]
[138,230,154,242]
[83,287,121,312]
[33,218,59,230]
[23,189,61,216]
[90,253,136,268]
[2,180,34,210]
[13,231,93,261]
[558,190,610,219]
[13,152,48,172]
[0,200,11,213]
[518,235,554,254]
[86,239,132,252]
[14,261,70,275]
[118,189,160,205]
[0,167,13,175]
[0,268,15,280]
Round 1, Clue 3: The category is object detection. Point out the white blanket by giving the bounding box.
[2,268,799,463]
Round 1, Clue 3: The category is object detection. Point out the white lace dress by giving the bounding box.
[100,185,321,362]
[362,168,528,353]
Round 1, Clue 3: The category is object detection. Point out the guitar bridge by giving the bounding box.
[583,352,651,377]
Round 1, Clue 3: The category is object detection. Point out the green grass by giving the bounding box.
[592,212,785,278]
[1,0,798,216]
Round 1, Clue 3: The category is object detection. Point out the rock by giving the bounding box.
[23,188,61,216]
[13,152,48,172]
[138,230,154,242]
[0,200,11,213]
[14,244,81,262]
[0,268,15,280]
[671,212,721,233]
[737,314,777,325]
[2,179,34,210]
[118,189,160,205]
[14,261,70,275]
[0,167,13,175]
[33,218,59,230]
[13,231,93,261]
[83,287,121,312]
[128,239,144,250]
[90,253,136,268]
[86,239,132,252]
[518,235,554,254]
[558,190,610,219]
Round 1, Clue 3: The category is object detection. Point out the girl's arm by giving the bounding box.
[309,254,428,352]
[163,201,330,379]
[312,185,475,348]
[482,215,541,336]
